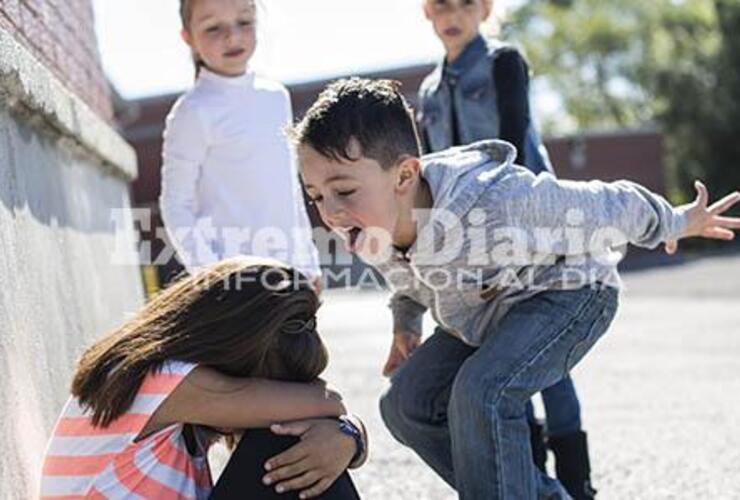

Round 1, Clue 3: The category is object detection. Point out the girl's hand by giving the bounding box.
[665,181,740,254]
[263,419,356,499]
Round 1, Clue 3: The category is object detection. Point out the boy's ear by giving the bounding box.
[396,157,422,193]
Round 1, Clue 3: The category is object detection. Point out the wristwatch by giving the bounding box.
[337,415,365,468]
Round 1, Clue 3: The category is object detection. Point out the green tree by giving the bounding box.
[661,0,740,205]
[505,0,665,131]
[505,0,739,206]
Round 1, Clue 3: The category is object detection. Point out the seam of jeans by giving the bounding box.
[476,289,602,499]
[493,412,504,499]
[563,295,616,373]
[486,288,603,410]
[557,289,612,374]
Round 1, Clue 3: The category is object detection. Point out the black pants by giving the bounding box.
[210,428,361,499]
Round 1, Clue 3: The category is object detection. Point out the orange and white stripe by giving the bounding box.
[40,361,212,499]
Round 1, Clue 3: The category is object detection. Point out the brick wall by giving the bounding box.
[0,0,112,121]
[546,131,666,195]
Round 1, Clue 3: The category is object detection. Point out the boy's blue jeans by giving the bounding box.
[380,287,619,500]
[527,375,581,438]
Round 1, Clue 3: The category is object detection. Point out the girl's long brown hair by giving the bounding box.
[72,258,327,427]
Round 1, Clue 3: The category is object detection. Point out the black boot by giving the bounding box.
[549,430,597,500]
[528,419,548,473]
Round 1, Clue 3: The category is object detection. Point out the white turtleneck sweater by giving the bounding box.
[159,68,321,278]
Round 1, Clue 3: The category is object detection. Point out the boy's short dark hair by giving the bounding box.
[292,78,421,169]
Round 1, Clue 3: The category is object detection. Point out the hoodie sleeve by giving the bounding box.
[389,293,428,337]
[498,171,689,252]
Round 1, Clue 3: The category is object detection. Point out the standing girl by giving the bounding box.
[161,0,321,287]
[40,257,365,499]
[415,1,594,498]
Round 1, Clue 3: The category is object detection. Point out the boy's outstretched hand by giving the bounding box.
[383,331,421,377]
[665,181,740,255]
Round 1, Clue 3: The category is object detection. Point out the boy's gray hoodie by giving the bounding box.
[374,140,688,346]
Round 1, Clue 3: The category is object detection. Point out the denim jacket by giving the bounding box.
[375,140,688,346]
[417,36,553,175]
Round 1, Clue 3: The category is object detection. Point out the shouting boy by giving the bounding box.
[293,78,740,499]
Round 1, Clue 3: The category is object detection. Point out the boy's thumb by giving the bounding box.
[383,350,402,377]
[665,240,678,255]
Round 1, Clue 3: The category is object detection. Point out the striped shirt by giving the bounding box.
[40,361,212,499]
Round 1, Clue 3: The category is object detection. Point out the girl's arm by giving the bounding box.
[494,48,530,166]
[160,100,213,272]
[146,366,346,433]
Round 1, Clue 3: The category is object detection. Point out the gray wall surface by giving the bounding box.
[0,104,145,498]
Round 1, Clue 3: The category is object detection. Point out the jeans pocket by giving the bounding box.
[563,293,618,374]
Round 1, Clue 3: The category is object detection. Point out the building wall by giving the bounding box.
[0,0,113,121]
[0,2,143,498]
[548,130,666,195]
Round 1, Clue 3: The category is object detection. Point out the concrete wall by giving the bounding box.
[0,6,144,498]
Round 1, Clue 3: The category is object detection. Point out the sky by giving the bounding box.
[93,0,443,99]
[92,0,562,125]
[92,0,520,98]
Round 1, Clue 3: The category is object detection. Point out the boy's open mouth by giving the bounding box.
[347,227,362,252]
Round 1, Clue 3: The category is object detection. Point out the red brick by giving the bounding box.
[0,10,11,29]
[20,3,45,53]
[47,33,64,74]
[45,3,69,47]
[20,0,43,16]
[55,1,82,45]
[0,0,23,29]
[1,0,114,120]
